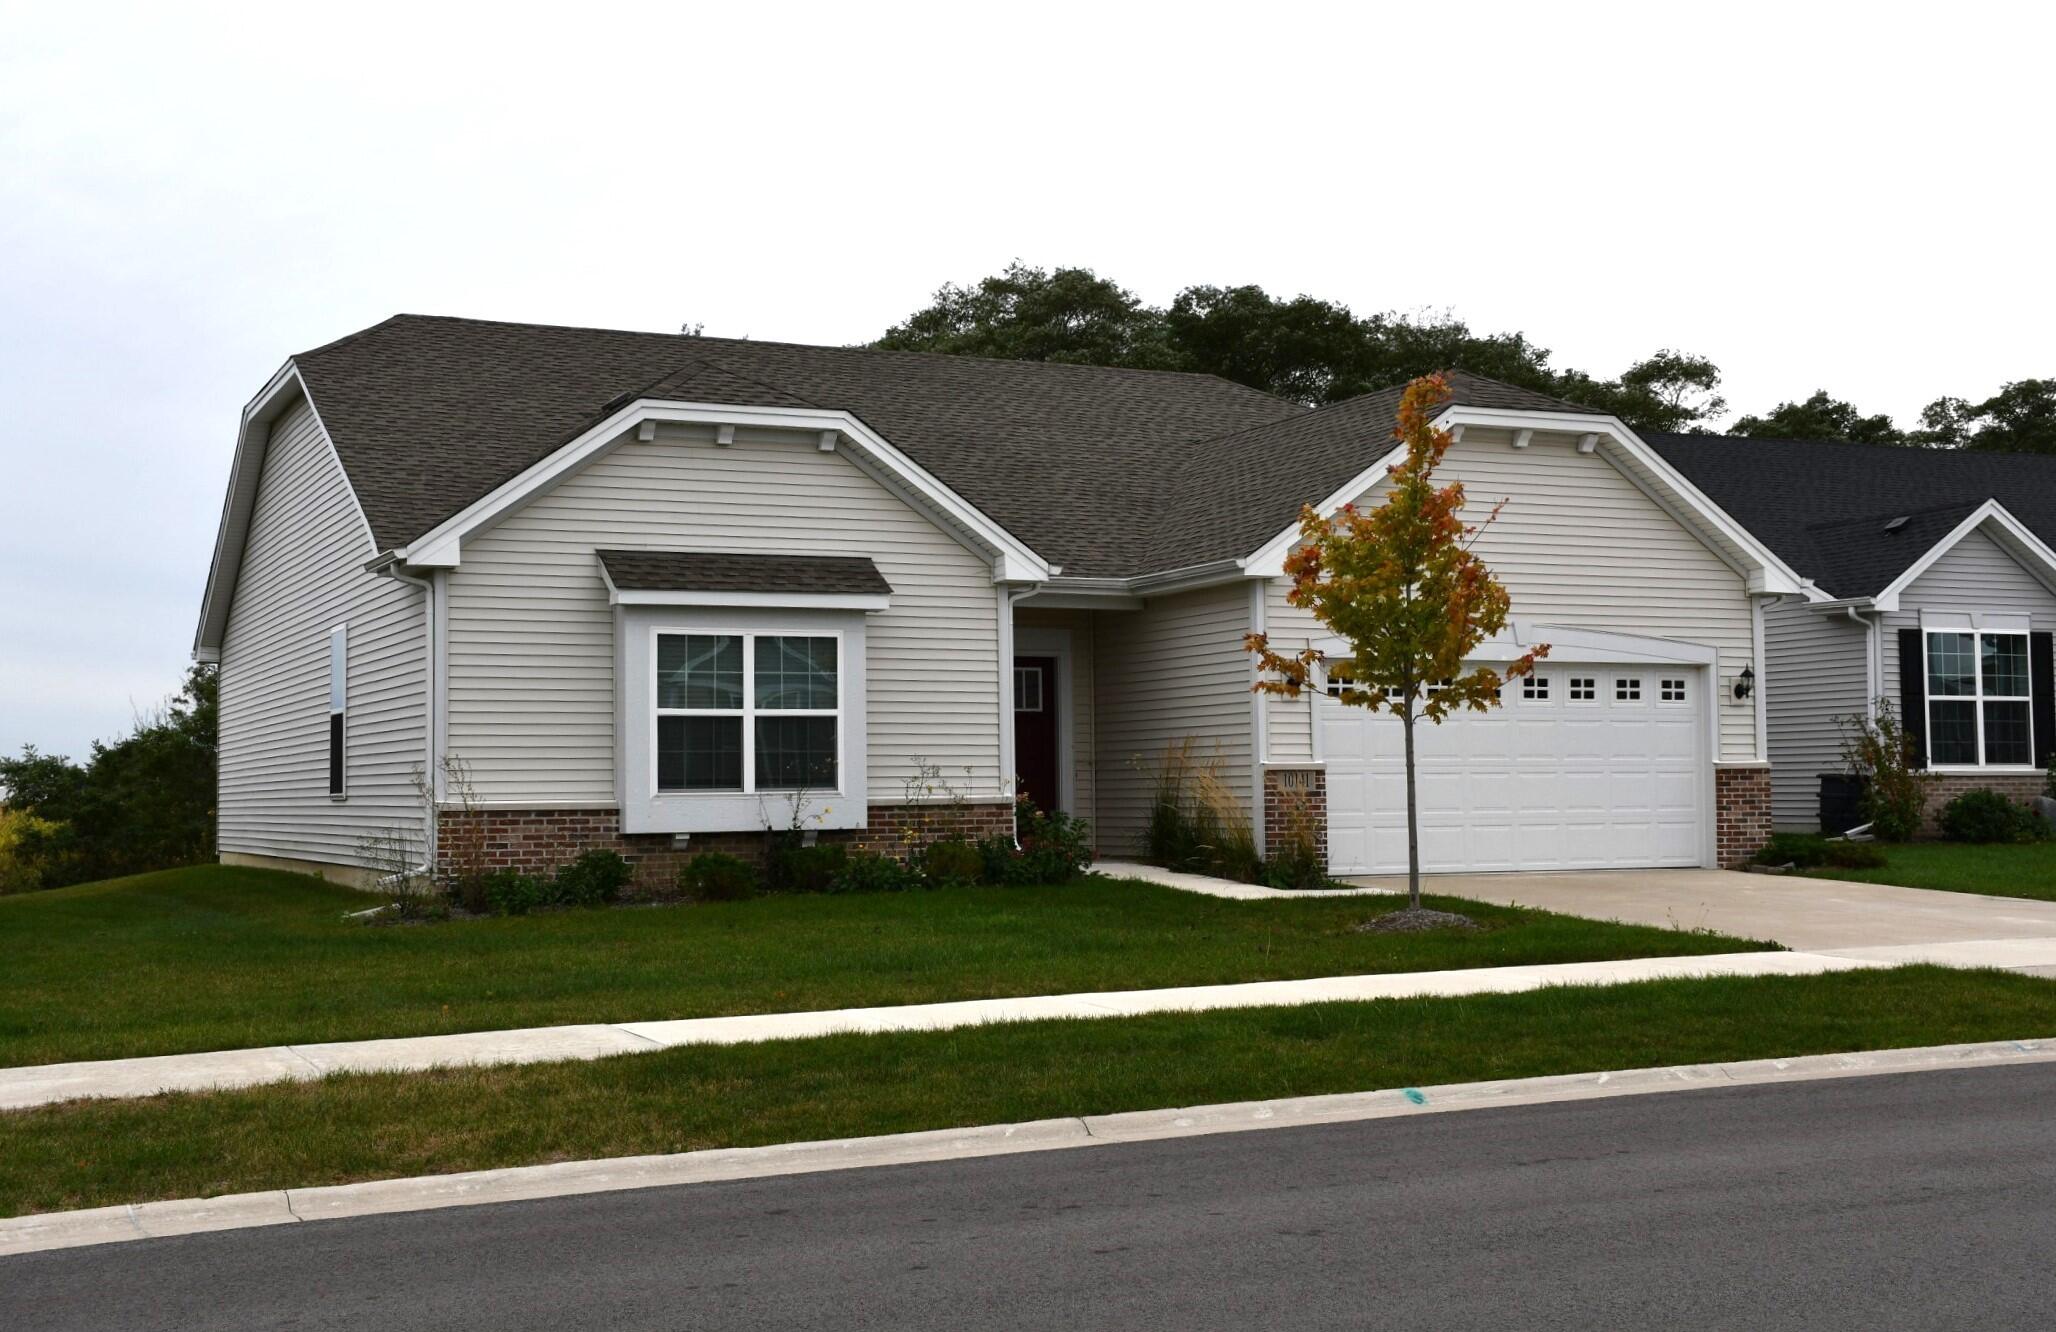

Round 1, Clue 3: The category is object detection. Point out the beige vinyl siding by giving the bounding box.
[217,399,428,870]
[1015,606,1097,829]
[445,422,1000,805]
[1879,527,2056,704]
[1261,576,1318,764]
[1763,599,1870,829]
[1260,431,1760,763]
[1093,582,1254,855]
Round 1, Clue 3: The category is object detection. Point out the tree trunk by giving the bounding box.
[1402,707,1421,909]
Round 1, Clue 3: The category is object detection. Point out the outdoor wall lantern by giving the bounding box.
[1733,665,1755,701]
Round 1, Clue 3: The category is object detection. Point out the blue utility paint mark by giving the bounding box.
[1402,1088,1427,1105]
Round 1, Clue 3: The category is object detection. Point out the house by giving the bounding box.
[194,315,1811,887]
[1653,435,2056,831]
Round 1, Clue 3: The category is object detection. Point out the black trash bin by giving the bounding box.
[1818,773,1868,836]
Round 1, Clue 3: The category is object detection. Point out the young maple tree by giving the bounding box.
[1247,374,1547,910]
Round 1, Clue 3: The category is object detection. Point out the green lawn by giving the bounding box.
[1808,841,2056,901]
[0,866,1768,1068]
[3,966,2049,1218]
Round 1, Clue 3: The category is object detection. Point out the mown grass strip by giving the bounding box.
[0,866,1766,1067]
[1807,840,2056,902]
[4,966,2049,1218]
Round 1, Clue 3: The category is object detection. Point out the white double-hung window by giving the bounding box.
[1925,629,2033,767]
[655,632,841,794]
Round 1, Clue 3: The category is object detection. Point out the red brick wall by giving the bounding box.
[1715,766,1773,868]
[1262,768,1327,865]
[1918,772,2047,836]
[436,801,1016,890]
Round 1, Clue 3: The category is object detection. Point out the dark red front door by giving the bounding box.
[1013,656,1059,815]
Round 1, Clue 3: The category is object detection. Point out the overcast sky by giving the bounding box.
[3,2,2051,761]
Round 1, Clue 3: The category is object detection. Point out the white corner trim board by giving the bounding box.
[6,1037,2051,1257]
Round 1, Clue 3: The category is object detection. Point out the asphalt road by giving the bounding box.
[6,1063,2055,1330]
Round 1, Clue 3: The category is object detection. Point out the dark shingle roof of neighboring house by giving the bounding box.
[293,315,1307,578]
[1649,433,2056,598]
[1149,371,1597,572]
[596,550,892,597]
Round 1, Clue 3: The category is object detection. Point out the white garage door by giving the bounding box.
[1320,665,1707,875]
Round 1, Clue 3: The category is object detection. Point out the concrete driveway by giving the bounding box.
[1337,868,2056,952]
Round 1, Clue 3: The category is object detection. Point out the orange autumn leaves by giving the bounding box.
[1246,374,1547,722]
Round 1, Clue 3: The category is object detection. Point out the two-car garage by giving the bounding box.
[1319,658,1712,876]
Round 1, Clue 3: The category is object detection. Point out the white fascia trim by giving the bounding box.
[1871,500,2056,612]
[1241,405,1812,599]
[395,400,1053,584]
[193,361,375,659]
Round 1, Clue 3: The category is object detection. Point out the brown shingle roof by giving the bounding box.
[597,550,892,597]
[292,317,1610,580]
[294,315,1304,577]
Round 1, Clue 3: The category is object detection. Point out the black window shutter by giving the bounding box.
[2033,631,2054,771]
[1897,629,1927,769]
[328,714,345,796]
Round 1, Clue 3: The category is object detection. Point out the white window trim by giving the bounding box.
[651,629,846,798]
[617,606,870,835]
[1923,628,2037,771]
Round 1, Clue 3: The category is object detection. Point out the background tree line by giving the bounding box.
[0,664,217,892]
[875,263,2056,451]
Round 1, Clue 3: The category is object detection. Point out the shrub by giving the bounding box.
[764,840,848,895]
[1838,702,1933,841]
[680,852,759,902]
[0,807,64,895]
[481,870,547,916]
[1754,833,1828,867]
[1016,801,1094,882]
[553,849,633,907]
[1753,833,1890,871]
[831,851,918,894]
[1140,739,1260,882]
[918,838,984,887]
[1938,789,2049,844]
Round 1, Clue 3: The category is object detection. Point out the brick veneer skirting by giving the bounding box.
[1918,772,2048,836]
[1262,767,1327,864]
[435,801,1017,888]
[1714,766,1773,868]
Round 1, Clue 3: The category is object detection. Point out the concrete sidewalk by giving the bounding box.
[11,935,2056,1114]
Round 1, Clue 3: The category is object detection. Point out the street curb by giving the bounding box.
[4,1035,2051,1259]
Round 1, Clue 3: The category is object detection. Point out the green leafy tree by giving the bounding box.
[874,262,1179,369]
[0,664,217,888]
[877,264,1728,420]
[1554,350,1728,434]
[1914,379,2056,453]
[1246,375,1547,908]
[1732,390,1906,444]
[1162,284,1374,404]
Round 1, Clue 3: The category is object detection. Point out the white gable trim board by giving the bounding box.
[393,399,1054,585]
[1240,405,1812,600]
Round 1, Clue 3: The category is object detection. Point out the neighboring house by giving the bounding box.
[1654,435,2056,831]
[195,315,1809,887]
